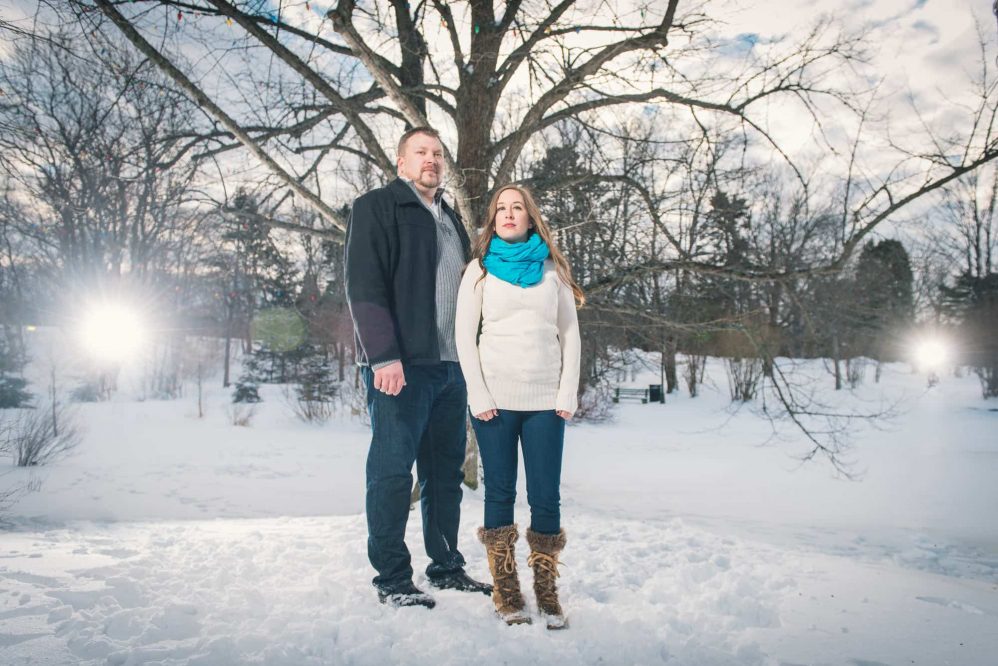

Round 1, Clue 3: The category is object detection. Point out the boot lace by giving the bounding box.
[488,530,517,575]
[527,551,562,613]
[487,531,522,606]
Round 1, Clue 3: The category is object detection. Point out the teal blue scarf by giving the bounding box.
[483,233,550,287]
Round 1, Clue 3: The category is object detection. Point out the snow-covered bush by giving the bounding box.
[285,346,338,424]
[726,358,763,402]
[226,403,257,427]
[1,403,81,467]
[232,379,261,404]
[71,371,116,402]
[287,384,337,424]
[141,336,184,400]
[574,378,614,421]
[847,357,868,388]
[232,348,264,403]
[70,381,102,403]
[684,354,707,398]
[343,376,369,425]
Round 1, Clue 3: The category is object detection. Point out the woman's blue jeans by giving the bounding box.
[471,409,565,535]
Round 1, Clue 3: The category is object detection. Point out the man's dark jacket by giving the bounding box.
[344,178,471,367]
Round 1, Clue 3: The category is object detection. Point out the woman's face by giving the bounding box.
[493,188,531,243]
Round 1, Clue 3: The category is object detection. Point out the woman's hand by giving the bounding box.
[474,409,499,421]
[556,410,573,420]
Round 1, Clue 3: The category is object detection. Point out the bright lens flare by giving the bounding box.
[915,339,947,370]
[80,304,146,363]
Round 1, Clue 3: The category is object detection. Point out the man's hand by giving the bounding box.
[474,409,498,421]
[556,410,573,421]
[373,361,406,396]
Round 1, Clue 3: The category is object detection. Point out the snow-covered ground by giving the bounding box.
[1,338,997,665]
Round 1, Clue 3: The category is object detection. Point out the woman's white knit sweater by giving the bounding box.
[455,259,581,416]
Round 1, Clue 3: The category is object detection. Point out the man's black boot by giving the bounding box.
[377,581,436,609]
[426,569,493,595]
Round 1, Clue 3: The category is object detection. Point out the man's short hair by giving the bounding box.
[397,126,441,156]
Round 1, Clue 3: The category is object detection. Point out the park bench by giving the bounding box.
[613,387,649,404]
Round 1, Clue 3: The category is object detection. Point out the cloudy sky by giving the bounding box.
[1,0,993,211]
[2,0,988,144]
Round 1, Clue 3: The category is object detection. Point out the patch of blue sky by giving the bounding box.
[865,0,933,31]
[715,32,761,58]
[251,0,287,24]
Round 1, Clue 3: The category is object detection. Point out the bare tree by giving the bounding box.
[0,27,210,301]
[14,0,995,471]
[936,165,997,281]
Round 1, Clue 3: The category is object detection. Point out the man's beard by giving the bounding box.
[417,169,441,187]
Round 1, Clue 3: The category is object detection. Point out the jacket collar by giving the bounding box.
[390,177,441,205]
[389,177,461,219]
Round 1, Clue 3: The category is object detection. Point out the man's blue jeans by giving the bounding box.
[471,409,565,535]
[363,362,468,591]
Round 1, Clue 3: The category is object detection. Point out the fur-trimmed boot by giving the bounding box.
[477,524,531,626]
[526,527,568,630]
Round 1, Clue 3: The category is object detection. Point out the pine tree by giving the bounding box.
[293,344,339,423]
[212,190,302,386]
[0,336,31,408]
[854,240,915,362]
[529,140,621,398]
[941,272,998,397]
[232,349,263,404]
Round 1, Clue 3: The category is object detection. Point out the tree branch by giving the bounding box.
[205,0,394,177]
[492,0,680,186]
[328,0,474,224]
[94,0,346,232]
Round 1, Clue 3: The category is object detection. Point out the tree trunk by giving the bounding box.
[50,366,58,437]
[223,299,233,388]
[223,334,231,388]
[197,362,204,418]
[664,335,678,394]
[832,334,843,391]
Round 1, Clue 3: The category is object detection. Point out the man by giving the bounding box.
[344,127,492,608]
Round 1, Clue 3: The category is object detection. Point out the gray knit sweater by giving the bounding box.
[405,179,464,363]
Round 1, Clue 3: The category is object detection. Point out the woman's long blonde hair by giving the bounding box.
[472,184,585,307]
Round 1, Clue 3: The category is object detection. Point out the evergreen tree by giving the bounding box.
[293,344,339,422]
[232,348,263,404]
[0,336,31,408]
[529,143,611,288]
[854,240,915,361]
[212,190,301,387]
[529,140,625,395]
[215,190,300,351]
[941,272,998,397]
[697,190,760,346]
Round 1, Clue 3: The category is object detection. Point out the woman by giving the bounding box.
[454,184,583,629]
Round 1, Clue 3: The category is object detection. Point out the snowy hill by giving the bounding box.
[1,340,997,665]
